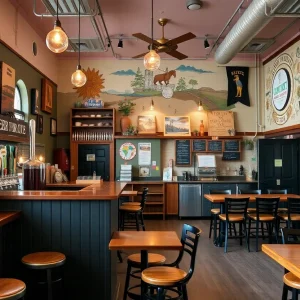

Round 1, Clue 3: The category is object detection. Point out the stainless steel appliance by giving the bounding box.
[179,184,201,218]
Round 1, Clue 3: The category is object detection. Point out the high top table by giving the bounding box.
[204,194,300,247]
[109,231,182,299]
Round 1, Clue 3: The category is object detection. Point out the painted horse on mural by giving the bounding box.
[153,70,176,85]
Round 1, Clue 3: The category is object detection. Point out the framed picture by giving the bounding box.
[0,62,15,114]
[50,118,57,136]
[139,166,151,177]
[164,116,191,136]
[137,115,156,134]
[36,114,43,134]
[31,89,39,115]
[41,78,53,114]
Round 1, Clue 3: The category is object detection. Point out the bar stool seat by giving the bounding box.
[0,278,26,300]
[211,208,220,214]
[22,252,66,269]
[142,266,187,286]
[247,208,256,213]
[219,214,244,222]
[128,253,166,266]
[278,214,300,222]
[284,272,300,289]
[248,213,275,221]
[119,206,142,212]
[122,202,141,206]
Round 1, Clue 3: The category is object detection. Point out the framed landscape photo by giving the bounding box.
[41,78,53,114]
[50,118,57,136]
[36,114,43,134]
[137,115,156,134]
[31,89,39,115]
[164,116,191,136]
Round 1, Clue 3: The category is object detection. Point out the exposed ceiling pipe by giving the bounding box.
[215,0,283,64]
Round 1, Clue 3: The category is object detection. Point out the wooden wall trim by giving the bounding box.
[0,39,57,87]
[264,124,300,138]
[263,34,300,66]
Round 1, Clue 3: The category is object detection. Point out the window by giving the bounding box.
[14,85,24,120]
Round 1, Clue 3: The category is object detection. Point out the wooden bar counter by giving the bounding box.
[0,181,127,300]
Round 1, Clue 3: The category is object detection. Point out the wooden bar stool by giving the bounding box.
[0,278,26,300]
[123,253,166,300]
[21,252,66,300]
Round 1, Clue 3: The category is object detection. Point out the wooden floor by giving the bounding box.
[116,219,285,300]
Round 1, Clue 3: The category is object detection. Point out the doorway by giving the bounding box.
[78,144,110,180]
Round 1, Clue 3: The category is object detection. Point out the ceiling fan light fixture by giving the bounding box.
[204,36,210,49]
[144,50,161,71]
[186,0,202,10]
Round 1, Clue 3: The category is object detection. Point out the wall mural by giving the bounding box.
[81,64,235,111]
[265,48,300,126]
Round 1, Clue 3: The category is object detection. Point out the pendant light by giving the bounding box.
[46,0,68,53]
[144,0,160,71]
[71,0,87,87]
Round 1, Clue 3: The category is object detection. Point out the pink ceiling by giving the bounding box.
[9,0,300,61]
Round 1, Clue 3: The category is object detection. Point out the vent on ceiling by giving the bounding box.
[40,0,97,16]
[240,39,275,54]
[69,38,106,52]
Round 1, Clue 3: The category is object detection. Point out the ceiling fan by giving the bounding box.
[132,18,196,60]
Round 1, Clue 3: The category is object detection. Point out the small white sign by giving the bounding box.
[86,154,95,161]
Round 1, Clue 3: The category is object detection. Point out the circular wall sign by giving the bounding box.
[119,142,136,160]
[162,86,173,99]
[272,68,291,112]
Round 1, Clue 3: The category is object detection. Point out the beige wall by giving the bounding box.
[0,0,58,83]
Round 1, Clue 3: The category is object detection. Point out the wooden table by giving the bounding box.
[109,231,182,299]
[204,194,299,247]
[262,244,300,278]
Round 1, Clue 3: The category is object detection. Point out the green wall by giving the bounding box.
[116,139,161,180]
[0,43,57,163]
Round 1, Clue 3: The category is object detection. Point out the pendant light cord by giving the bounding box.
[78,0,81,67]
[56,0,58,21]
[151,0,153,51]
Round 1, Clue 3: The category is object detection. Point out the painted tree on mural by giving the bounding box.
[176,77,187,91]
[131,67,145,88]
[189,79,198,89]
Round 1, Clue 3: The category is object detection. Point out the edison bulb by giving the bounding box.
[144,50,160,71]
[46,24,68,53]
[71,68,87,87]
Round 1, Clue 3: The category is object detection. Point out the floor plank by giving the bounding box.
[116,219,284,300]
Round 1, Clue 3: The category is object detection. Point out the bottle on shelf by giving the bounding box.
[199,120,204,136]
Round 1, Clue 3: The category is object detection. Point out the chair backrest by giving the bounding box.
[179,223,201,283]
[255,197,279,217]
[287,197,300,218]
[239,189,261,194]
[281,228,300,244]
[224,197,249,219]
[140,187,148,210]
[209,189,231,195]
[267,189,287,194]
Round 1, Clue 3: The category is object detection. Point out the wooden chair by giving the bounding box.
[141,224,201,300]
[208,189,231,241]
[239,189,261,213]
[278,197,300,229]
[0,278,26,300]
[21,252,66,300]
[119,188,148,231]
[248,197,279,252]
[267,189,288,213]
[219,197,249,253]
[281,228,300,300]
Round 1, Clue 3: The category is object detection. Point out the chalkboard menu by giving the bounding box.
[207,140,223,152]
[175,140,191,166]
[224,140,240,152]
[192,140,206,152]
[222,152,241,161]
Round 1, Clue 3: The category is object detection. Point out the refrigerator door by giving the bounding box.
[179,184,202,217]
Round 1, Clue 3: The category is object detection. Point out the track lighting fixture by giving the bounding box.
[46,0,68,53]
[186,0,202,10]
[118,36,123,48]
[204,35,210,49]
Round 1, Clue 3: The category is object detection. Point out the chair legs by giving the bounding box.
[292,288,298,300]
[123,264,131,300]
[282,283,288,300]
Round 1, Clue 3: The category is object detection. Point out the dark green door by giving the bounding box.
[78,144,110,180]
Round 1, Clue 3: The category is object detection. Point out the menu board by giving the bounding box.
[222,152,241,161]
[192,140,206,152]
[207,140,223,152]
[224,140,240,152]
[175,140,191,166]
[207,111,234,137]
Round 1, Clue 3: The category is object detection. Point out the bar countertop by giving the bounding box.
[0,182,127,200]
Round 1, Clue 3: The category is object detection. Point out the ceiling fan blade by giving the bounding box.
[167,50,188,60]
[167,32,196,46]
[132,52,149,59]
[132,33,160,45]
